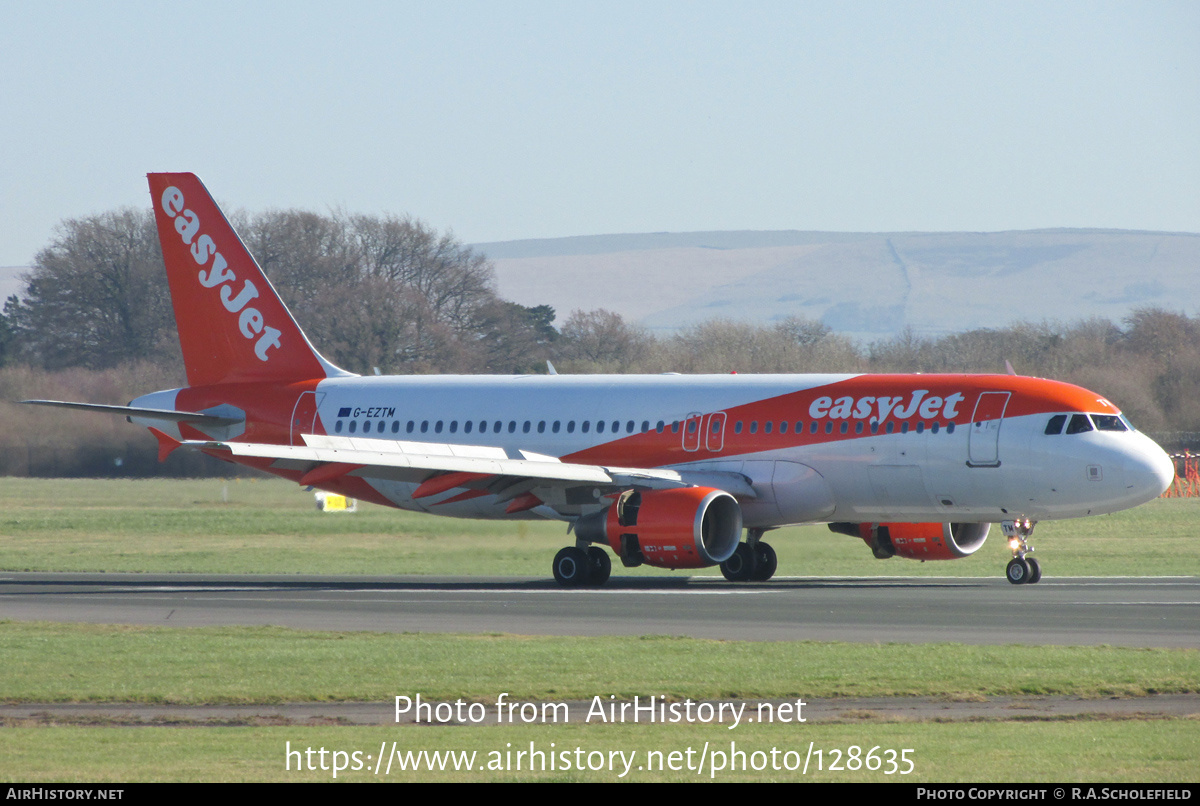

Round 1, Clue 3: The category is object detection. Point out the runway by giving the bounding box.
[2,572,1197,647]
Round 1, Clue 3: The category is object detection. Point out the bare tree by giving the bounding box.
[555,309,653,372]
[9,209,175,369]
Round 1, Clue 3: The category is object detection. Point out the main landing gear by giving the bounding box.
[552,544,611,587]
[1001,518,1042,585]
[720,528,778,582]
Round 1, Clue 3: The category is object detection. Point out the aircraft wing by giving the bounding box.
[161,432,756,512]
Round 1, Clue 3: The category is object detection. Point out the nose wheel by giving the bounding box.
[1001,518,1042,584]
[1005,556,1041,584]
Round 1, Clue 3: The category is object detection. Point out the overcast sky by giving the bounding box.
[1,1,1197,267]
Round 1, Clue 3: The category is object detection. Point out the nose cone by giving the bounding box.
[1123,437,1176,504]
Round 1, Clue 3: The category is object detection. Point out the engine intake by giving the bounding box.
[829,521,990,561]
[577,487,743,569]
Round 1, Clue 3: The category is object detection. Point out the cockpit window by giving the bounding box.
[1066,413,1093,434]
[1044,414,1067,435]
[1092,414,1128,432]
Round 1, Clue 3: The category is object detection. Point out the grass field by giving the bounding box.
[2,721,1196,782]
[0,477,1197,782]
[0,476,1197,578]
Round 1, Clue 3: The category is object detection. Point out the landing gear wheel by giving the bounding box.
[720,543,758,582]
[553,547,592,587]
[1002,518,1039,585]
[1025,556,1041,584]
[585,546,611,586]
[750,541,777,582]
[1006,557,1031,585]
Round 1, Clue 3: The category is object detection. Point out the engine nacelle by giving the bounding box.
[576,487,743,570]
[828,521,990,561]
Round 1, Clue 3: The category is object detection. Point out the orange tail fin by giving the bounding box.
[147,172,348,387]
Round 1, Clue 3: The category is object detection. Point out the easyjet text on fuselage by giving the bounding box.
[808,391,966,423]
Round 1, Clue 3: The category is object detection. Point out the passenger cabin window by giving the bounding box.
[1066,414,1093,434]
[1045,414,1067,435]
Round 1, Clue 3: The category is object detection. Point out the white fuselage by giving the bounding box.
[137,371,1175,528]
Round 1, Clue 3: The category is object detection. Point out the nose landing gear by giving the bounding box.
[1001,518,1041,584]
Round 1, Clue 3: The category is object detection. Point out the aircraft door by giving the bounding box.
[706,412,726,452]
[290,391,325,446]
[682,412,704,452]
[967,392,1010,467]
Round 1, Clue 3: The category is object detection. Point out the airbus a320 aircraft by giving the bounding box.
[27,173,1176,587]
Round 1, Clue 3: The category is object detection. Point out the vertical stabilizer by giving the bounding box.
[147,172,347,387]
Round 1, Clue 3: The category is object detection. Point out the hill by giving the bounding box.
[477,229,1200,342]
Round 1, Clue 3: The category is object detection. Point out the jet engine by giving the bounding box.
[576,487,743,570]
[828,521,990,561]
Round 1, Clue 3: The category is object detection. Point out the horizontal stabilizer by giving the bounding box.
[21,400,243,426]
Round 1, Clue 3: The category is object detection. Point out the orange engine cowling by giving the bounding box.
[829,522,990,560]
[576,487,743,570]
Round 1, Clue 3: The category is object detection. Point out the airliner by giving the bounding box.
[26,173,1176,587]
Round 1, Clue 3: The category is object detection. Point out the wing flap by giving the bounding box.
[176,435,758,501]
[191,437,615,486]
